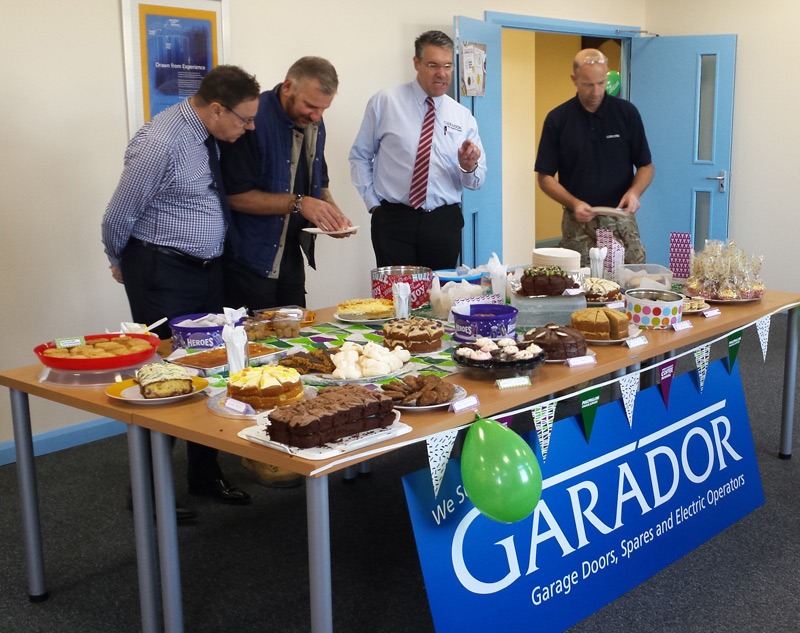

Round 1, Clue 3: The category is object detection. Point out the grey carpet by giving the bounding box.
[1,313,798,632]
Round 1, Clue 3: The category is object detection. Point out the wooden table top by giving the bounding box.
[3,289,799,477]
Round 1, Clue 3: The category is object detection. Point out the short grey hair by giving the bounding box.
[285,56,339,95]
[414,30,454,58]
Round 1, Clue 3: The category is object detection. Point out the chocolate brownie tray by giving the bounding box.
[237,411,409,460]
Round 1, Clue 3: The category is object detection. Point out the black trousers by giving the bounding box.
[223,245,307,311]
[370,202,463,270]
[121,239,225,487]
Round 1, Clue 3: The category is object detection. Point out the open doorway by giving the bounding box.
[500,31,622,259]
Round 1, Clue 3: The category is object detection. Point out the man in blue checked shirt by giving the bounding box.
[102,65,260,518]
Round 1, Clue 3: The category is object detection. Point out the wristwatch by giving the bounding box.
[292,194,304,214]
[459,164,478,174]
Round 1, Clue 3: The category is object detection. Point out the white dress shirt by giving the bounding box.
[349,80,486,211]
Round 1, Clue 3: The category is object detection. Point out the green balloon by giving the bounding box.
[606,70,621,96]
[461,417,543,523]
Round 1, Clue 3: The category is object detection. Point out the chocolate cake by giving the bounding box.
[523,324,587,360]
[267,384,395,448]
[519,266,578,296]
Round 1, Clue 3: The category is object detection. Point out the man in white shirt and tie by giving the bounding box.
[349,30,486,270]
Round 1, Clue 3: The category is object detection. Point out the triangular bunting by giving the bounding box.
[494,414,514,427]
[756,316,770,361]
[579,387,603,441]
[694,344,711,392]
[726,330,743,373]
[658,359,677,407]
[619,374,639,427]
[531,401,557,461]
[426,429,459,498]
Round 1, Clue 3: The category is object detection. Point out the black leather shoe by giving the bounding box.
[188,478,251,505]
[175,505,198,523]
[126,494,198,524]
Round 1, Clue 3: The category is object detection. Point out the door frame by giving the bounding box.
[484,12,643,97]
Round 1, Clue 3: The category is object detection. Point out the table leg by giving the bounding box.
[779,306,799,458]
[150,431,183,633]
[9,388,48,601]
[307,475,333,633]
[127,425,162,633]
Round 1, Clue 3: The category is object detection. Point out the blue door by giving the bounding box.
[631,35,737,266]
[454,16,502,267]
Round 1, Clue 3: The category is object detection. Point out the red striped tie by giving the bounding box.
[408,97,435,209]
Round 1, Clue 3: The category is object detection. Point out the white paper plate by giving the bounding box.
[237,413,410,459]
[388,384,468,411]
[300,362,414,386]
[586,299,624,307]
[545,349,596,364]
[206,386,318,420]
[682,302,711,314]
[105,377,209,404]
[590,206,629,218]
[531,247,581,271]
[302,226,359,236]
[333,312,394,324]
[584,324,642,345]
[704,297,762,304]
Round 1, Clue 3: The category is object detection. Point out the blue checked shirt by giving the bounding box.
[102,99,226,268]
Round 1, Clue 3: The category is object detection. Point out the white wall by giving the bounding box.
[12,0,796,444]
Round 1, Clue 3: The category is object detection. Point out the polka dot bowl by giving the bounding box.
[625,289,684,330]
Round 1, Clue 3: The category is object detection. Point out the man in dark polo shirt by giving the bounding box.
[535,48,654,266]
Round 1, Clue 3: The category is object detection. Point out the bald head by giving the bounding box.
[573,48,608,72]
[571,49,609,112]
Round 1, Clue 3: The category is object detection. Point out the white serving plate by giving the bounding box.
[387,384,468,411]
[105,377,209,404]
[237,413,410,459]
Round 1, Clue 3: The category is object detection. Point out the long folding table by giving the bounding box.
[2,289,799,632]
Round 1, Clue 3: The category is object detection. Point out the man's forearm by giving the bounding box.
[227,190,295,215]
[537,173,579,211]
[629,163,655,197]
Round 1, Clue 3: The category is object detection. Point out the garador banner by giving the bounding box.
[403,359,764,632]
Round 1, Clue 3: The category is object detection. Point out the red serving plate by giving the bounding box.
[34,333,161,371]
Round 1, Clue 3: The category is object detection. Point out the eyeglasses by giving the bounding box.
[576,55,608,67]
[221,104,255,126]
[424,62,454,71]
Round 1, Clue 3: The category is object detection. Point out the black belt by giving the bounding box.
[380,200,460,213]
[128,238,219,268]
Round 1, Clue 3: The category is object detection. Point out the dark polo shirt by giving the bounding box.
[534,94,652,208]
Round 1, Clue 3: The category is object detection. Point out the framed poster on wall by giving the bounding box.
[120,0,230,136]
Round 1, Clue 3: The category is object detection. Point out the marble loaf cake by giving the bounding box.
[382,316,444,353]
[267,384,395,448]
[136,363,193,399]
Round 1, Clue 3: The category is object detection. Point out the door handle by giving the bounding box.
[706,170,726,193]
